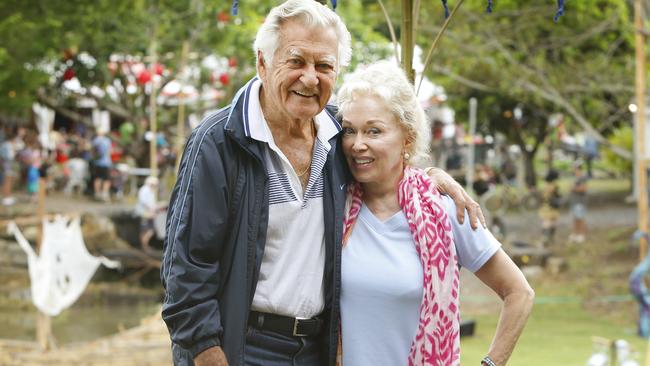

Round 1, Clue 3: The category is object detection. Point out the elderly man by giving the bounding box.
[161,1,483,365]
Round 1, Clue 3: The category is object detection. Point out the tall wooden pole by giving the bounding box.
[149,38,159,179]
[175,41,190,174]
[634,0,647,261]
[465,98,477,192]
[401,0,415,83]
[36,169,52,350]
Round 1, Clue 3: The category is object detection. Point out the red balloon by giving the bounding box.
[219,73,230,86]
[138,70,152,85]
[217,11,230,23]
[63,68,75,81]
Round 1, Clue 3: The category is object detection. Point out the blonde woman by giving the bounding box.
[337,61,534,366]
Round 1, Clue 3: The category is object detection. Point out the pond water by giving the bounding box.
[0,301,161,344]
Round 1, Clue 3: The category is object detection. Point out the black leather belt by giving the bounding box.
[248,311,323,337]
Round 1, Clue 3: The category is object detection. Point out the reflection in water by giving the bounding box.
[0,302,161,344]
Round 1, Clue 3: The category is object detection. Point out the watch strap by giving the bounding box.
[481,356,497,366]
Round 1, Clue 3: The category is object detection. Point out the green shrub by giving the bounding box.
[601,126,633,177]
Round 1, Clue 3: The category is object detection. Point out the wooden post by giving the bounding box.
[149,38,159,179]
[36,178,45,253]
[36,174,52,350]
[175,41,190,174]
[634,0,647,261]
[465,98,477,192]
[401,0,414,83]
[635,2,650,366]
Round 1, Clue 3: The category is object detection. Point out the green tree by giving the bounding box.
[387,0,639,184]
[1,0,272,165]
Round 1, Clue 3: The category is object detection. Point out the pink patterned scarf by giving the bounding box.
[340,166,460,366]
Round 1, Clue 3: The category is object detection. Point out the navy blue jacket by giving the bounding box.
[161,79,348,365]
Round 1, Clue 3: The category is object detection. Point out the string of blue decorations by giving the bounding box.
[231,0,238,15]
[554,0,565,22]
[230,0,564,21]
[441,0,450,18]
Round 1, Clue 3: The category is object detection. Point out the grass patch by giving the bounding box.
[461,302,647,365]
[461,220,647,365]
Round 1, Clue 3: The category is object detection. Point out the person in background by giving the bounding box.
[91,129,112,202]
[337,61,534,366]
[63,152,89,196]
[26,150,41,202]
[582,136,598,178]
[1,127,24,206]
[136,176,159,252]
[539,169,561,246]
[569,163,588,243]
[0,128,11,205]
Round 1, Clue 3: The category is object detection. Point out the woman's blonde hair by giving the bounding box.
[336,61,431,166]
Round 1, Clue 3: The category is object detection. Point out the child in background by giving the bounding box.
[569,163,589,243]
[26,151,41,202]
[135,176,159,252]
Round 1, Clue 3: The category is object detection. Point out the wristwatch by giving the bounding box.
[481,356,497,366]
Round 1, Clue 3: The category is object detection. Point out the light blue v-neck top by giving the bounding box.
[340,195,500,366]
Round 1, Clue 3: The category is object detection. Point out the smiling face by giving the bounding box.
[258,18,339,125]
[342,94,409,192]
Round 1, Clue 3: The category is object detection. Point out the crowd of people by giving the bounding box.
[0,124,175,206]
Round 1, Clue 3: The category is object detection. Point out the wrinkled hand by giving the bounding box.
[426,167,486,229]
[194,346,229,366]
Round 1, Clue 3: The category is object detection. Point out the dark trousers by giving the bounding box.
[243,326,322,366]
[171,327,322,366]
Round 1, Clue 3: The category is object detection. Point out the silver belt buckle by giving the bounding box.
[292,317,308,336]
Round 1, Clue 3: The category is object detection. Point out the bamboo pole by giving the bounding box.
[148,38,159,179]
[401,0,415,83]
[175,41,190,174]
[416,0,465,95]
[634,0,647,262]
[36,178,45,254]
[36,172,52,350]
[377,0,400,65]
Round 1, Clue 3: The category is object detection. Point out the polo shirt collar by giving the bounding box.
[242,78,341,149]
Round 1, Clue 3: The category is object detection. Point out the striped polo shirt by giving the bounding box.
[243,79,341,318]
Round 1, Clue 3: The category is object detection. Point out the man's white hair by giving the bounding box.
[336,61,431,166]
[253,0,351,68]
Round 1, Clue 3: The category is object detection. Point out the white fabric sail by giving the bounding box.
[7,216,120,316]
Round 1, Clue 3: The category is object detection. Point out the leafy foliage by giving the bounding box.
[601,125,633,176]
[405,0,638,182]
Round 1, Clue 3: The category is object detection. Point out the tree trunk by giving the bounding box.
[545,139,554,173]
[522,149,537,188]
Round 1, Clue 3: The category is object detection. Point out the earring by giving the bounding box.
[404,152,410,161]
